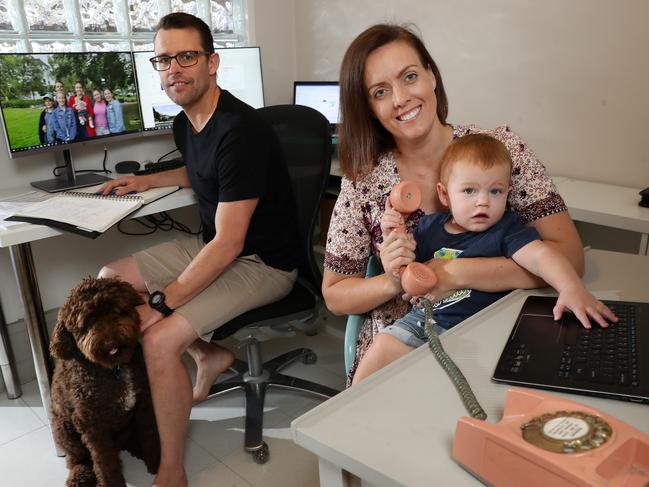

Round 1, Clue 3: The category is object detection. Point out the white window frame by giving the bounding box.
[0,0,249,52]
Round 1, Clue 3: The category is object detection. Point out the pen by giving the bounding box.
[95,191,137,196]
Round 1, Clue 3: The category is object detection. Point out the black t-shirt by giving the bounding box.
[173,89,299,271]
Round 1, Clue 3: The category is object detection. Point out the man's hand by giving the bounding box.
[98,175,153,196]
[553,285,618,329]
[137,303,165,333]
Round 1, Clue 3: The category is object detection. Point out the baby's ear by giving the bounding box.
[437,182,449,207]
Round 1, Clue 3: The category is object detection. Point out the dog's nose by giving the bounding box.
[104,341,119,355]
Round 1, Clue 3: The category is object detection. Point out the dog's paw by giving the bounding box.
[67,464,97,486]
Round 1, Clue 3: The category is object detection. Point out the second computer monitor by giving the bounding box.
[293,81,340,131]
[134,46,265,133]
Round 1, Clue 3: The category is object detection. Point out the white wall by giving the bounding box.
[288,0,649,188]
[252,0,297,105]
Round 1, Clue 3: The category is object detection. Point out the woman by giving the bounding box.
[322,24,584,384]
[69,81,96,139]
[92,88,110,136]
[51,92,76,143]
[104,87,126,133]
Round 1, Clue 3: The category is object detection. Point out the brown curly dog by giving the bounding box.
[50,277,160,487]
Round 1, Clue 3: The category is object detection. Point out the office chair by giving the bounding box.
[344,255,381,375]
[207,104,338,464]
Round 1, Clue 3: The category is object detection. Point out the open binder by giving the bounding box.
[6,185,179,238]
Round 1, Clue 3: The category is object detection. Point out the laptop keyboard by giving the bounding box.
[558,303,639,387]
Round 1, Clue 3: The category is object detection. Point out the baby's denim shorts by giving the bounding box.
[381,306,447,348]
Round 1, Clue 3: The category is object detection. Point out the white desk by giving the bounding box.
[291,249,649,487]
[0,186,196,447]
[554,177,649,255]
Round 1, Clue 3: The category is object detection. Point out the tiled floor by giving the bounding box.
[0,314,347,487]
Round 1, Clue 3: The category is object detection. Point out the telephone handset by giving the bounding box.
[453,387,649,487]
[388,181,437,295]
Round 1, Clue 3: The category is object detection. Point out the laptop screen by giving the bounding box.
[293,81,340,127]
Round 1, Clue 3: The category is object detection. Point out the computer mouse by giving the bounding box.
[115,160,141,174]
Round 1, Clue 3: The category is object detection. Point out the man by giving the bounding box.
[98,12,299,486]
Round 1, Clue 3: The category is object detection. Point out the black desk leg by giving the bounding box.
[9,242,61,454]
[0,301,21,399]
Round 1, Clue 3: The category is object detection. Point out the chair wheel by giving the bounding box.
[252,442,269,464]
[302,351,317,364]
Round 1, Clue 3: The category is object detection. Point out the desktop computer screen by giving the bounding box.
[0,51,141,157]
[134,46,265,133]
[293,81,340,128]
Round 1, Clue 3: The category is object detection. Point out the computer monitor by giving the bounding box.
[134,46,265,134]
[293,81,340,131]
[0,51,142,192]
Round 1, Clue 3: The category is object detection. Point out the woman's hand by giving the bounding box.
[97,175,153,196]
[379,229,416,293]
[380,197,403,236]
[413,258,457,303]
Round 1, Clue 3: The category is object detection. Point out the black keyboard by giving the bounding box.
[134,158,185,175]
[557,303,639,387]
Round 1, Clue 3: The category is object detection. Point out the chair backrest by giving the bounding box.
[256,104,332,294]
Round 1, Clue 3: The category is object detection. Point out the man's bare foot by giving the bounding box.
[188,342,235,403]
[152,468,187,487]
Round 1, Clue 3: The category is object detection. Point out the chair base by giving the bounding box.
[207,347,339,464]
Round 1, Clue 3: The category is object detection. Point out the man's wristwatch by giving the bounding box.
[148,290,174,317]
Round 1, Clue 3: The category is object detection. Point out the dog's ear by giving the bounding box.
[117,280,145,309]
[50,321,76,360]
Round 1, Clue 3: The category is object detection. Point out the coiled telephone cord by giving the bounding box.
[421,298,488,420]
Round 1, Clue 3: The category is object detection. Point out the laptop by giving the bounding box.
[293,81,340,134]
[492,295,648,404]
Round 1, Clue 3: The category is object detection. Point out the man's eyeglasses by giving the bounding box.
[149,50,212,71]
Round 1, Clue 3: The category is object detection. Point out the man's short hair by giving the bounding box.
[155,12,215,53]
[439,134,513,185]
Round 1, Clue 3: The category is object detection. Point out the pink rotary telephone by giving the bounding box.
[453,388,649,486]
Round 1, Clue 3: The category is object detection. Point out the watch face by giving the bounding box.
[151,293,162,305]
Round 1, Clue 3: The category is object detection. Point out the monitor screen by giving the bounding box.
[0,52,142,157]
[134,46,265,133]
[293,81,340,126]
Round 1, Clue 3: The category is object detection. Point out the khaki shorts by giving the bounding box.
[133,237,297,341]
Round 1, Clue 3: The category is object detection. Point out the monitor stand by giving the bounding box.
[30,149,112,193]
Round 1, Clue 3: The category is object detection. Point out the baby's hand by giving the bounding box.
[553,285,618,329]
[381,197,404,236]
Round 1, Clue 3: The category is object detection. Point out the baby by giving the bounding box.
[353,133,616,384]
[74,97,94,128]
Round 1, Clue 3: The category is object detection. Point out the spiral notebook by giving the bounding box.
[6,185,178,238]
